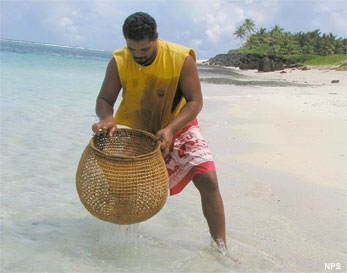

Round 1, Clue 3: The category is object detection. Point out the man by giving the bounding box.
[92,12,228,254]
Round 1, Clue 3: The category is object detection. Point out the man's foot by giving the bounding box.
[212,238,240,263]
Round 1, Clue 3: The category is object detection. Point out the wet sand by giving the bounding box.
[197,67,347,272]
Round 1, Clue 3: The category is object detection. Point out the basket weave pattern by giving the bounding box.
[76,129,169,225]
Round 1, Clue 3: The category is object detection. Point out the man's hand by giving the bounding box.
[155,127,174,158]
[92,116,118,136]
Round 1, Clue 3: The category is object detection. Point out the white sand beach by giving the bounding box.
[197,67,347,271]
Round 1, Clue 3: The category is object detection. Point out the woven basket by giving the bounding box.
[76,129,169,225]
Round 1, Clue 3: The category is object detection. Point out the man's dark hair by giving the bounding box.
[122,12,157,41]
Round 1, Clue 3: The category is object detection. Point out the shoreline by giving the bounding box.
[198,68,346,271]
[198,64,346,86]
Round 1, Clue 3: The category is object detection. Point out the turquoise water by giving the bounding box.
[0,41,108,233]
[0,40,245,273]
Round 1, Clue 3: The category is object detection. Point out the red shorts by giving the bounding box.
[165,118,216,195]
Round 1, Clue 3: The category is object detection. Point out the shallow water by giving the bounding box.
[1,40,292,272]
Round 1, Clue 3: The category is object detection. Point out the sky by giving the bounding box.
[1,0,347,59]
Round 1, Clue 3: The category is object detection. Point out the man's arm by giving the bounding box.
[156,54,202,156]
[92,58,122,136]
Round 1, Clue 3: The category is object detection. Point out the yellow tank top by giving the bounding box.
[113,39,196,134]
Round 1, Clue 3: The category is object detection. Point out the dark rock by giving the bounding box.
[290,63,303,68]
[208,53,290,71]
[280,71,287,74]
[275,62,285,70]
[258,57,275,72]
[239,63,250,70]
[301,67,309,71]
[331,80,339,83]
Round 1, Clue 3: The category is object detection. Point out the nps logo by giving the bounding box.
[324,263,341,271]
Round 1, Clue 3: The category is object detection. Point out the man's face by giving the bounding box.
[126,38,158,66]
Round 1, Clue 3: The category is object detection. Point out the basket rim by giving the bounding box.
[89,128,161,162]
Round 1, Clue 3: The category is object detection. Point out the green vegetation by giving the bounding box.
[303,54,346,65]
[284,54,347,67]
[282,54,316,64]
[230,19,347,67]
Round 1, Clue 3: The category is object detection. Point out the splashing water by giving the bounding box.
[210,238,240,265]
[95,222,142,258]
[97,222,140,247]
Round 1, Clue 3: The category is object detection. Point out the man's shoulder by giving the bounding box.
[112,45,131,67]
[159,39,190,52]
[113,45,128,56]
[159,39,196,61]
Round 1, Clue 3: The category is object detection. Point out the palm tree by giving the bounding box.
[243,18,256,37]
[233,18,256,45]
[257,27,268,44]
[244,34,260,50]
[233,26,246,43]
[335,38,347,54]
[308,29,321,54]
[281,32,300,55]
[268,25,283,47]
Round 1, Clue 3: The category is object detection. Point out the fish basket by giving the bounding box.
[76,129,169,225]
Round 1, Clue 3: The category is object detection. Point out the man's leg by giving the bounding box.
[192,171,227,247]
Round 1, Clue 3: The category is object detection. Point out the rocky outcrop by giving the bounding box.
[258,57,275,72]
[208,53,290,72]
